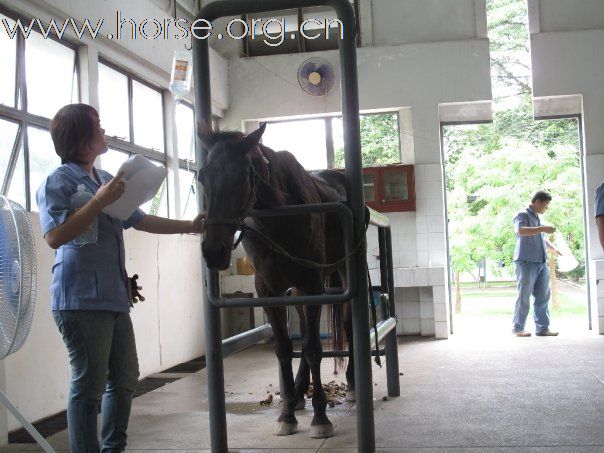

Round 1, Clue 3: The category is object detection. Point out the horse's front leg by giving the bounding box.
[259,279,298,435]
[293,305,310,410]
[343,301,356,402]
[303,303,335,438]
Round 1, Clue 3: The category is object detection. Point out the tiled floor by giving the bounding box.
[1,318,603,452]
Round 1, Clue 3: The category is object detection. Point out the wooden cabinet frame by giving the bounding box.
[362,165,415,212]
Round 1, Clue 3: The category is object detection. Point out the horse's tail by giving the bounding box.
[327,272,347,374]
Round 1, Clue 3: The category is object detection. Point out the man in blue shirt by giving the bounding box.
[512,190,560,337]
[37,103,204,453]
[594,183,604,250]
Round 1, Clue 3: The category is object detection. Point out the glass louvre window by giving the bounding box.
[175,103,195,162]
[98,63,130,140]
[246,10,299,56]
[25,32,77,118]
[132,80,164,152]
[0,15,16,107]
[262,119,327,170]
[301,6,342,52]
[28,127,61,212]
[178,169,197,220]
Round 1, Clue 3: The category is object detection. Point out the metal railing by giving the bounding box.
[193,2,397,451]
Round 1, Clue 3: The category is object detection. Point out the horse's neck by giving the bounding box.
[251,147,290,208]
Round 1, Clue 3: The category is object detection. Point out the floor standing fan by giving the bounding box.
[0,196,54,452]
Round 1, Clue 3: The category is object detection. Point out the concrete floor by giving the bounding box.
[2,318,603,452]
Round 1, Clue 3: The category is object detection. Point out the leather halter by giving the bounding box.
[200,150,269,249]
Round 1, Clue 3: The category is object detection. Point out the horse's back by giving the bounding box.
[309,169,347,203]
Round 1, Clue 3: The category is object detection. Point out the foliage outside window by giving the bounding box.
[333,113,400,168]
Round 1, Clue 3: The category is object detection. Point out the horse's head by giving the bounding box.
[197,122,267,270]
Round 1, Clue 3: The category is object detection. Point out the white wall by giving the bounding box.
[1,215,204,433]
[370,0,479,46]
[528,0,604,333]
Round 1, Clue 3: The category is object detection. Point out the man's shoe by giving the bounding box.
[513,330,531,337]
[536,329,559,336]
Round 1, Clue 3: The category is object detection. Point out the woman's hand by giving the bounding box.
[191,212,206,234]
[95,171,126,207]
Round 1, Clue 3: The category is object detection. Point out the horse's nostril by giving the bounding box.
[201,240,229,269]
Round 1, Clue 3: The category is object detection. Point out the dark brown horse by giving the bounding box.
[198,122,355,438]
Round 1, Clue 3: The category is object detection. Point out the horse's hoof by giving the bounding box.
[294,398,305,411]
[345,390,356,403]
[273,421,298,436]
[310,423,335,438]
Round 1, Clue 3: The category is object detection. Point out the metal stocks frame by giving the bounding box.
[193,1,398,451]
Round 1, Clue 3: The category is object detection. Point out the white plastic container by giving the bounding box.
[169,50,192,99]
[70,184,98,246]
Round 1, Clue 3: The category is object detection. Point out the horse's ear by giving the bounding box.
[238,122,267,154]
[197,121,216,149]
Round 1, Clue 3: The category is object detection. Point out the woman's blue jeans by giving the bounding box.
[53,310,139,453]
[513,260,551,333]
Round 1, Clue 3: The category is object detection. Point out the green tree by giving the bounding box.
[445,0,584,311]
[334,113,399,168]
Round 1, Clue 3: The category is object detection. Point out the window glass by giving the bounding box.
[363,173,376,202]
[383,171,408,202]
[175,103,194,162]
[262,119,327,170]
[178,168,197,219]
[25,32,77,118]
[333,113,400,167]
[132,80,164,152]
[98,64,130,140]
[0,15,16,108]
[0,119,19,186]
[100,149,129,177]
[140,160,167,216]
[7,143,25,207]
[28,127,61,212]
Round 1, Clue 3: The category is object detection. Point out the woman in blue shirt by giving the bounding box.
[36,103,204,452]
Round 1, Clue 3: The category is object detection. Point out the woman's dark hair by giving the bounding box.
[532,190,552,203]
[50,103,99,164]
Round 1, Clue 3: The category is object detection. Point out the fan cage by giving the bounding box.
[0,196,37,360]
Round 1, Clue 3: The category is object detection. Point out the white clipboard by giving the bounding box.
[102,154,167,220]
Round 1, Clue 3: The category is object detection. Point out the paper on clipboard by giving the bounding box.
[102,154,167,220]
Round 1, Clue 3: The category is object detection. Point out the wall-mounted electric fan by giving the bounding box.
[297,57,336,96]
[0,196,54,452]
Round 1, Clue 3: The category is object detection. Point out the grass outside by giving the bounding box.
[455,281,587,317]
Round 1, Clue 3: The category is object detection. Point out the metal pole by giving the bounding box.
[0,391,55,452]
[192,31,228,453]
[333,0,375,450]
[384,228,400,397]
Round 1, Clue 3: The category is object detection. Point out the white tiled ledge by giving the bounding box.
[222,266,446,295]
[369,266,446,287]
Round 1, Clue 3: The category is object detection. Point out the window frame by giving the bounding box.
[263,110,402,170]
[98,58,167,163]
[0,7,79,211]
